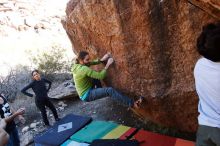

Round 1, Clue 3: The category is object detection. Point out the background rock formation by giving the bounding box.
[63,0,217,132]
[48,80,78,99]
[0,0,73,77]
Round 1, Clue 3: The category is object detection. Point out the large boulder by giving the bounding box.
[48,80,78,99]
[63,0,217,132]
[188,0,220,19]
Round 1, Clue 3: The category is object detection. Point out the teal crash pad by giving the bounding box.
[70,121,118,143]
[61,140,89,146]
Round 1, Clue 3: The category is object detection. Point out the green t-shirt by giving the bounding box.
[71,60,107,97]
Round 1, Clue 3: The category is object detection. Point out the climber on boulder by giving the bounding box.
[71,51,143,109]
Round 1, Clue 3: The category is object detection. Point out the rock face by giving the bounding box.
[63,0,217,132]
[48,80,78,99]
[188,0,220,19]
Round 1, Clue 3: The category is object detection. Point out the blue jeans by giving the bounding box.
[7,127,20,146]
[85,87,134,107]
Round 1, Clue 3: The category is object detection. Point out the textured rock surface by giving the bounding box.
[48,80,78,99]
[63,0,216,132]
[188,0,220,19]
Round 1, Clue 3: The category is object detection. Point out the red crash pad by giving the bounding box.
[125,130,195,146]
[119,128,137,140]
[175,138,195,146]
[128,130,176,146]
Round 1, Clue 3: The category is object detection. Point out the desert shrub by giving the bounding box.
[0,65,32,100]
[27,45,73,76]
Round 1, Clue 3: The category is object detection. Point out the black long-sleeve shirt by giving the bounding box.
[21,78,52,100]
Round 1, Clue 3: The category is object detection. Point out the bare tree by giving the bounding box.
[0,65,31,100]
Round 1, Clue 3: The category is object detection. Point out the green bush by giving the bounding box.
[28,46,72,75]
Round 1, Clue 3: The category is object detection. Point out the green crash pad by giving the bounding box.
[70,121,118,143]
[102,125,131,139]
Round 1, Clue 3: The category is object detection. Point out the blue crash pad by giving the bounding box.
[34,114,92,146]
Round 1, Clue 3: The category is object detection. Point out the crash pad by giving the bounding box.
[90,139,139,146]
[70,121,118,143]
[61,140,89,146]
[131,130,177,146]
[119,128,138,140]
[34,114,92,146]
[175,138,195,146]
[102,125,131,139]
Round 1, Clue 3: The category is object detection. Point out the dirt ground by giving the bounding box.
[12,96,196,145]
